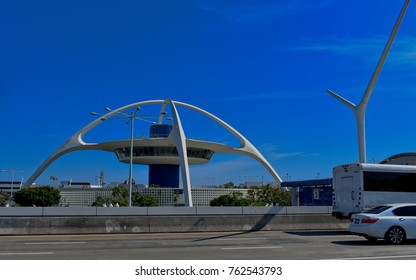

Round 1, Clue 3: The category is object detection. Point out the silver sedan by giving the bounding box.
[349,203,416,244]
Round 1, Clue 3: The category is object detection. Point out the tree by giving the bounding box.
[209,192,251,206]
[91,196,111,207]
[0,192,10,206]
[247,185,292,206]
[132,193,158,207]
[49,175,59,186]
[13,186,61,207]
[210,185,292,207]
[92,186,159,207]
[93,185,129,206]
[111,186,129,206]
[222,182,235,188]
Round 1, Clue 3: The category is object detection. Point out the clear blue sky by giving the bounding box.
[1,0,415,186]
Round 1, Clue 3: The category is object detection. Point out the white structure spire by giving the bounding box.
[327,0,410,163]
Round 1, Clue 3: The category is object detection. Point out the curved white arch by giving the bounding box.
[24,100,167,188]
[24,99,283,207]
[166,99,193,206]
[173,101,282,184]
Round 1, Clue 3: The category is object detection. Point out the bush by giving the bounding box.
[92,186,159,207]
[0,192,10,206]
[13,186,61,207]
[247,185,292,206]
[209,186,292,207]
[135,194,158,207]
[91,196,112,207]
[209,192,251,206]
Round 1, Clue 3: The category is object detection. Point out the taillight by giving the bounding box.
[361,217,379,224]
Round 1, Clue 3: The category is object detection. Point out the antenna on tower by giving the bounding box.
[327,0,410,163]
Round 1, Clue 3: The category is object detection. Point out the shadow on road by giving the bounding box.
[332,240,390,246]
[191,208,281,242]
[191,230,258,242]
[285,230,349,236]
[333,239,416,246]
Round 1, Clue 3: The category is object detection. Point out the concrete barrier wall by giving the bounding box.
[147,207,197,216]
[0,206,332,217]
[0,214,348,235]
[0,206,344,235]
[42,207,97,216]
[196,206,244,215]
[97,207,148,216]
[0,207,43,217]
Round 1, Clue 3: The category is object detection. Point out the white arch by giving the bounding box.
[166,99,193,206]
[24,99,283,207]
[173,101,283,184]
[24,100,166,188]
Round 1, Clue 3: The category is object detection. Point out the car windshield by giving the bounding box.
[364,205,392,214]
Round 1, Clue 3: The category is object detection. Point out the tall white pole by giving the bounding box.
[0,170,23,205]
[327,0,410,163]
[128,112,135,207]
[11,171,14,205]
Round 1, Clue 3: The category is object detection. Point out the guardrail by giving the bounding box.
[0,206,333,217]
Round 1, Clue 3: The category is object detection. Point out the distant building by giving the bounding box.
[239,181,263,188]
[281,178,332,206]
[60,181,94,188]
[238,181,278,188]
[380,152,416,165]
[0,181,23,193]
[58,186,248,207]
[191,188,249,206]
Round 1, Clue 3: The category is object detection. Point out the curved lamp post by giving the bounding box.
[91,107,143,207]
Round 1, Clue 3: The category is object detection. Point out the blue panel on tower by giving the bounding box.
[149,164,179,188]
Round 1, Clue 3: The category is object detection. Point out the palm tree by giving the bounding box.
[49,175,58,187]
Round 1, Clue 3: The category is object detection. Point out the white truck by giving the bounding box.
[332,163,416,218]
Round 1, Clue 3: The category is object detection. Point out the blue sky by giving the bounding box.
[1,0,415,186]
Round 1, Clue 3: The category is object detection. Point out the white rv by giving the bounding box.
[332,163,416,218]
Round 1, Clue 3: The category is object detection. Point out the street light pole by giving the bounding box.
[91,106,170,207]
[127,109,139,207]
[0,169,24,206]
[96,106,141,207]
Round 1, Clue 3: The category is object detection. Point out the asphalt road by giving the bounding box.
[1,230,416,260]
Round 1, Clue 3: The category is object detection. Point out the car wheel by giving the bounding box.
[386,226,406,245]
